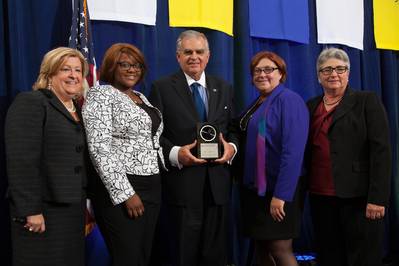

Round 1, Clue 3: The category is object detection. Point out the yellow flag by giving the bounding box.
[168,0,233,36]
[373,0,399,50]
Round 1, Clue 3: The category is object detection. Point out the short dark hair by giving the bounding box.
[100,43,147,85]
[250,51,287,83]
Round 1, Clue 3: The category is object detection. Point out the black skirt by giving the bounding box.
[10,199,86,266]
[240,186,302,240]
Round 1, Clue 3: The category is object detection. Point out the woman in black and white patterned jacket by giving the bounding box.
[82,43,166,266]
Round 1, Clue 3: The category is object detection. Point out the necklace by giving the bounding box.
[130,94,141,104]
[65,102,76,112]
[123,90,140,104]
[323,95,342,106]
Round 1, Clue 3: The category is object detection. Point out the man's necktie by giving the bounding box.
[191,82,207,122]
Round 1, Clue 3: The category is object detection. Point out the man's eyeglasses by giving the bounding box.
[117,62,142,71]
[253,67,279,75]
[319,66,348,75]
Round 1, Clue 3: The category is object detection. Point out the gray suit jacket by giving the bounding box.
[5,89,88,217]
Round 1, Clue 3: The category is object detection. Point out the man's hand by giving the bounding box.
[270,197,286,222]
[366,203,385,220]
[178,140,207,166]
[25,214,46,233]
[214,133,235,164]
[125,194,144,219]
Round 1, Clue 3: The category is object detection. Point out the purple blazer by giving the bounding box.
[242,84,309,201]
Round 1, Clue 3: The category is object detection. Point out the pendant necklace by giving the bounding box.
[65,102,76,112]
[323,95,342,106]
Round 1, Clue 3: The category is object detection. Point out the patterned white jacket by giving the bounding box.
[82,85,166,205]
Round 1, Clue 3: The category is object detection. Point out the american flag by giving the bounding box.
[69,0,97,88]
[69,0,97,236]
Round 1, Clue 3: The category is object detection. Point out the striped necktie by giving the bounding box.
[191,82,206,121]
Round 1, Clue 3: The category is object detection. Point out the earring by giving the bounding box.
[47,80,53,90]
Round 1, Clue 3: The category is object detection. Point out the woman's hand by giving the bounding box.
[270,197,286,222]
[125,194,144,219]
[25,214,46,233]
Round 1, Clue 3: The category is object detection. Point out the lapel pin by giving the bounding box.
[213,88,217,92]
[224,106,228,109]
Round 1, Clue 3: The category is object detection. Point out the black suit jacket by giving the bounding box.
[306,88,391,206]
[5,89,88,217]
[149,71,238,207]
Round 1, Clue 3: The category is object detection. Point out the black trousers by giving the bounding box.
[309,194,384,266]
[93,174,161,266]
[166,176,228,266]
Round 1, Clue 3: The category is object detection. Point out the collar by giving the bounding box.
[265,83,285,102]
[183,71,207,88]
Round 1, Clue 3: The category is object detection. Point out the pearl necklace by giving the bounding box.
[65,102,76,112]
[323,95,342,106]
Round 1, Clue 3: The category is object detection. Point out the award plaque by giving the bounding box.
[197,123,221,159]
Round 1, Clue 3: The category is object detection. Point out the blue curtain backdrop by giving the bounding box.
[0,0,398,265]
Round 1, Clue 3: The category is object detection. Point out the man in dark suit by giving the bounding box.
[149,30,238,266]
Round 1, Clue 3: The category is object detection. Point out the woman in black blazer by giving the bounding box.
[82,43,166,266]
[306,47,391,266]
[5,47,90,266]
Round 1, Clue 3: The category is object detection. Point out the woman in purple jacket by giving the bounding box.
[236,51,308,266]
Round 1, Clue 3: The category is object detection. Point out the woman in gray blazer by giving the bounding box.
[83,43,166,266]
[306,47,391,266]
[5,47,89,266]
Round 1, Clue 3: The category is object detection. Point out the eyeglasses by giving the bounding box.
[117,62,142,71]
[253,67,279,75]
[319,66,348,75]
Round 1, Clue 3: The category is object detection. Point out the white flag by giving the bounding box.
[316,0,364,50]
[87,0,157,26]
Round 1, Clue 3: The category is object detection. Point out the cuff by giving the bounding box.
[227,142,237,165]
[169,146,183,169]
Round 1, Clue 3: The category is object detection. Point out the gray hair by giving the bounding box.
[316,47,350,72]
[176,30,209,52]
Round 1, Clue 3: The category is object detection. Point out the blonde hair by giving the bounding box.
[33,47,88,90]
